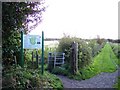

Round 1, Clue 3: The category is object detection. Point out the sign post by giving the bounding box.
[20,31,24,67]
[41,31,44,75]
[21,31,44,74]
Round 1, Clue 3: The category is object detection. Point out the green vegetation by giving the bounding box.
[111,43,120,90]
[113,76,120,90]
[52,41,119,81]
[2,2,119,89]
[110,43,120,66]
[2,2,46,66]
[2,65,63,89]
[52,66,69,76]
[2,44,63,89]
[57,36,93,72]
[52,36,106,75]
[2,2,64,89]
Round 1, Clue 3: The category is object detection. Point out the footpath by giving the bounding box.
[57,69,118,88]
[57,43,119,88]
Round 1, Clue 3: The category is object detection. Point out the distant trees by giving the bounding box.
[2,2,46,66]
[107,39,120,43]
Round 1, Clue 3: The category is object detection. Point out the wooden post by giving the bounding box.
[48,52,53,72]
[14,56,17,66]
[71,42,78,74]
[36,50,39,68]
[32,51,34,68]
[62,53,65,64]
[54,53,56,68]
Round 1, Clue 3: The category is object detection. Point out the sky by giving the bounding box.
[30,0,119,39]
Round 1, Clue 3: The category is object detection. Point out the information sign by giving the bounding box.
[23,35,42,49]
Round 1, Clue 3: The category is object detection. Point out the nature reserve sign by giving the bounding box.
[23,35,42,49]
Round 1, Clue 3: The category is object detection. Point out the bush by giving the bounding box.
[78,40,92,69]
[68,72,82,80]
[2,65,63,89]
[52,66,68,76]
[88,39,106,57]
[111,43,120,59]
[57,36,93,71]
[57,36,75,64]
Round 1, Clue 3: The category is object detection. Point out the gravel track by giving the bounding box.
[57,69,119,88]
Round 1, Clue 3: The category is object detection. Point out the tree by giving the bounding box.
[2,1,46,66]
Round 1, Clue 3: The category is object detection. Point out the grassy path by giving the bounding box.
[80,43,119,79]
[93,43,118,71]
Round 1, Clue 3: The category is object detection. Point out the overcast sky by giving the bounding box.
[30,0,119,39]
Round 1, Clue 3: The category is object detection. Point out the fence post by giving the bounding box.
[48,52,53,72]
[71,42,78,74]
[62,53,65,64]
[36,50,39,68]
[20,31,24,67]
[14,56,17,66]
[54,52,56,68]
[32,51,34,68]
[41,31,44,75]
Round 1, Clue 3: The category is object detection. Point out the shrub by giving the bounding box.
[2,65,63,89]
[57,36,92,71]
[88,39,106,57]
[78,44,92,69]
[52,66,68,76]
[111,43,120,59]
[57,36,74,64]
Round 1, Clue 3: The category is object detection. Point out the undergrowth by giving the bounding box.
[113,76,120,90]
[2,65,63,89]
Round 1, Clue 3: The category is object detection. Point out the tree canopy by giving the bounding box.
[2,1,46,66]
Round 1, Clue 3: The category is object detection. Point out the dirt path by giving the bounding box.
[57,69,119,88]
